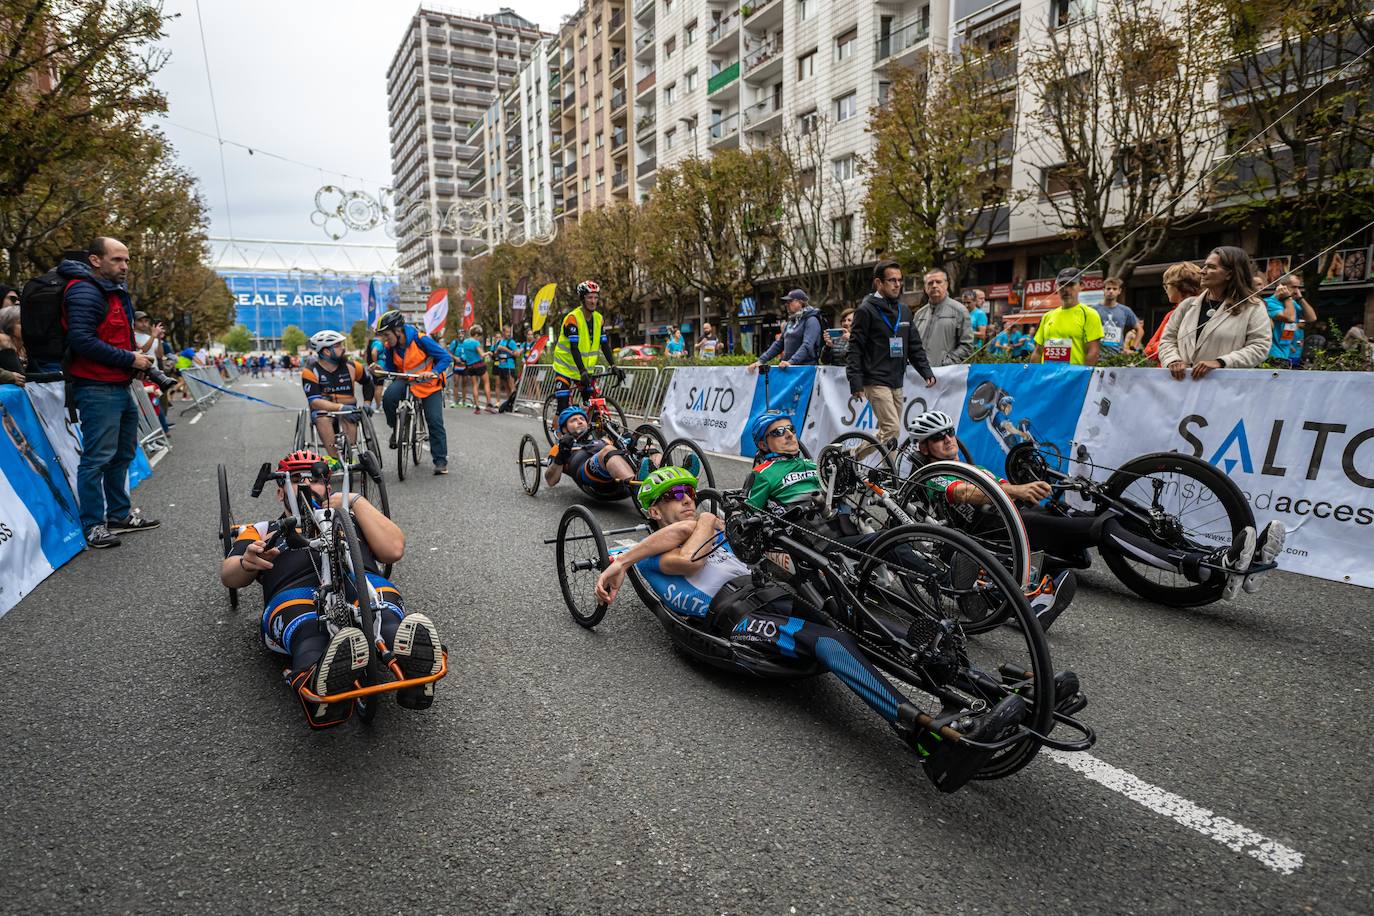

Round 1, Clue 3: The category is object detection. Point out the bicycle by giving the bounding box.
[217,459,448,722]
[373,370,432,482]
[539,367,628,446]
[294,406,390,518]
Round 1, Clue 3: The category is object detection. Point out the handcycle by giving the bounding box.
[539,367,629,446]
[293,405,391,525]
[548,494,1094,784]
[216,459,447,721]
[372,369,432,482]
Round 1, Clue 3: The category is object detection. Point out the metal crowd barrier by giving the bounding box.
[510,364,676,425]
[129,381,171,455]
[179,367,220,415]
[223,360,240,382]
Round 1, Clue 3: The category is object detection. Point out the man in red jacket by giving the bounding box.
[59,236,160,549]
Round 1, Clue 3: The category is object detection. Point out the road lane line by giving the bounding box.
[189,413,203,425]
[1044,750,1304,875]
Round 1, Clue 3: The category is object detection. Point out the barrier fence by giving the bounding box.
[512,363,678,424]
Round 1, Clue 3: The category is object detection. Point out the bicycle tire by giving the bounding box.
[827,431,898,480]
[410,403,424,467]
[336,506,383,724]
[663,438,716,489]
[555,505,610,628]
[541,392,563,445]
[852,523,1054,780]
[633,423,667,456]
[293,410,309,452]
[1098,452,1255,607]
[217,464,238,611]
[395,405,411,481]
[518,434,542,496]
[360,408,383,471]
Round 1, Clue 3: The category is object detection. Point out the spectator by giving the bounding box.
[0,285,18,311]
[1260,272,1296,361]
[1343,322,1371,359]
[992,321,1034,358]
[912,268,975,367]
[59,236,160,548]
[1093,277,1139,356]
[0,304,25,386]
[696,322,721,359]
[1159,246,1270,379]
[665,327,686,358]
[457,323,495,413]
[846,260,936,449]
[1033,268,1104,366]
[1145,262,1202,365]
[1280,274,1318,367]
[492,325,519,401]
[819,308,855,366]
[961,288,990,342]
[750,289,823,371]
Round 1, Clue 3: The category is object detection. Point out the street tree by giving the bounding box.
[570,202,646,330]
[1020,0,1224,283]
[222,324,252,353]
[348,320,370,351]
[280,325,307,355]
[865,48,1024,286]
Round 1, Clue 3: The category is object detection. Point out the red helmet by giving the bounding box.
[278,449,326,475]
[576,280,600,299]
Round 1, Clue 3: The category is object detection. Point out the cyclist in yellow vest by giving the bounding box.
[551,280,623,410]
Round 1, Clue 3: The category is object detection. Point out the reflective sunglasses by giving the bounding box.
[656,484,696,503]
[922,429,956,443]
[767,425,797,438]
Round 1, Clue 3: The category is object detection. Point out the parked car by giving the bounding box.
[617,345,661,362]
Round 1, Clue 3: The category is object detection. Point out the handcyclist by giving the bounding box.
[550,280,623,411]
[744,411,1075,623]
[301,329,375,463]
[543,405,665,499]
[906,409,1286,600]
[593,466,1029,794]
[375,309,452,476]
[218,449,444,728]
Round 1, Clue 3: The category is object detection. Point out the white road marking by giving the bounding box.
[1044,750,1304,875]
[188,412,203,425]
[148,448,168,468]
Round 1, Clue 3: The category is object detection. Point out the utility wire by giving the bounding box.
[193,0,235,239]
[162,119,392,188]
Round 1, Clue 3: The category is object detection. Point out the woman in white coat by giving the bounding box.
[1159,246,1271,380]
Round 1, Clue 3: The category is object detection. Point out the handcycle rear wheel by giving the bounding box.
[1098,452,1255,607]
[518,434,542,495]
[555,505,610,629]
[663,438,716,489]
[395,405,411,481]
[336,506,383,724]
[217,463,238,611]
[852,523,1054,780]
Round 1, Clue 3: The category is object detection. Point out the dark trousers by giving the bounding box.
[381,380,447,465]
[73,380,139,531]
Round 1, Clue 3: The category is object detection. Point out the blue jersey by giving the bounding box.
[457,337,483,366]
[494,337,518,369]
[630,541,749,619]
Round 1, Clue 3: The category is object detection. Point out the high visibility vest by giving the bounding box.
[551,307,604,379]
[394,333,444,398]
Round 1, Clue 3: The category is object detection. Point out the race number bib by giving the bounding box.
[1043,338,1073,363]
[1280,322,1296,342]
[1103,321,1123,345]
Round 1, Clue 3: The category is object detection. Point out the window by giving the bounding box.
[580,103,589,120]
[664,82,677,104]
[665,36,677,60]
[665,127,677,149]
[685,68,698,91]
[799,167,816,190]
[832,154,856,181]
[798,108,819,135]
[798,0,812,22]
[797,49,816,81]
[579,69,587,86]
[579,31,587,48]
[597,171,606,185]
[877,80,891,107]
[596,132,605,148]
[1041,163,1072,196]
[1051,0,1095,28]
[685,20,697,45]
[595,93,604,110]
[582,177,591,192]
[835,28,857,62]
[665,0,674,11]
[831,214,854,243]
[834,91,857,121]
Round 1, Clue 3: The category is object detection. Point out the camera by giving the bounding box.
[141,366,178,393]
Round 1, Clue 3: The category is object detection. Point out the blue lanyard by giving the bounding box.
[876,303,904,336]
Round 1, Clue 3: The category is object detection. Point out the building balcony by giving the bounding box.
[612,127,628,151]
[707,61,740,96]
[451,32,495,52]
[742,37,782,81]
[429,86,450,102]
[461,70,496,89]
[610,50,626,75]
[636,69,656,96]
[497,57,517,74]
[433,161,455,178]
[742,0,782,33]
[636,112,656,139]
[708,10,740,51]
[431,104,452,121]
[635,28,656,58]
[709,112,740,148]
[611,89,627,113]
[496,39,517,54]
[637,155,657,177]
[634,0,655,21]
[426,27,446,43]
[506,138,522,159]
[452,88,495,105]
[610,9,626,41]
[741,94,782,130]
[612,169,628,189]
[563,88,576,108]
[875,16,930,66]
[450,50,491,69]
[433,123,454,140]
[455,141,479,160]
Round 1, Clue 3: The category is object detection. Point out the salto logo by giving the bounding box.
[840,397,876,430]
[1178,415,1374,488]
[685,386,736,412]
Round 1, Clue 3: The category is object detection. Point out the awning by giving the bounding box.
[999,312,1047,325]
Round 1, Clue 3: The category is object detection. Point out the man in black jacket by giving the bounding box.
[845,260,936,448]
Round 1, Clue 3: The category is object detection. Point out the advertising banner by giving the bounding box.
[958,363,1095,480]
[0,386,85,618]
[219,270,399,342]
[740,366,816,455]
[660,366,759,455]
[531,283,557,333]
[25,381,80,497]
[800,366,969,457]
[1072,368,1374,587]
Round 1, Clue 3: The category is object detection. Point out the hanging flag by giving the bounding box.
[367,277,381,329]
[525,334,549,365]
[461,287,476,331]
[530,282,557,332]
[511,277,530,328]
[423,288,448,335]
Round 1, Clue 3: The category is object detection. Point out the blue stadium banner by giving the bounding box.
[217,271,400,343]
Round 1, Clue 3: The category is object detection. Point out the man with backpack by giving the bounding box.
[55,237,160,548]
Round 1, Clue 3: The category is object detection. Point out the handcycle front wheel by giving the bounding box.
[518,434,542,496]
[555,505,610,629]
[1098,451,1255,607]
[336,505,383,724]
[218,464,238,611]
[663,438,716,489]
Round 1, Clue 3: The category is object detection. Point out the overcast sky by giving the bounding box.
[153,0,579,272]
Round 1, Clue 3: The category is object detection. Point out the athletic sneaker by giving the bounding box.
[904,694,1026,794]
[1028,569,1076,631]
[1219,525,1256,600]
[107,509,160,533]
[433,461,448,476]
[85,524,121,549]
[485,405,498,414]
[388,431,398,449]
[393,613,442,710]
[306,626,369,727]
[1243,521,1286,594]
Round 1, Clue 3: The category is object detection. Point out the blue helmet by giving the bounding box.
[558,406,588,431]
[749,411,792,448]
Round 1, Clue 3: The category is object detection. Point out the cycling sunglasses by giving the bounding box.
[655,484,696,503]
[922,429,956,443]
[767,425,797,438]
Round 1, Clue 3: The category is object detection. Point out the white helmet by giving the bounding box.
[908,409,955,441]
[310,329,347,353]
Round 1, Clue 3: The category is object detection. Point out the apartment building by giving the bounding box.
[386,7,549,313]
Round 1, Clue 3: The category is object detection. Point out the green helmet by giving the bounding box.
[637,465,699,510]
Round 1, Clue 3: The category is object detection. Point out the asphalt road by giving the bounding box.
[1,373,1370,915]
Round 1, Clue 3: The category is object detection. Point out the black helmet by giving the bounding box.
[377,309,406,332]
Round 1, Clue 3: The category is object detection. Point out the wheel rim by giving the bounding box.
[903,463,1031,596]
[519,435,541,495]
[556,508,609,627]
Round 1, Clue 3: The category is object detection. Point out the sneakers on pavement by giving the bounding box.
[903,694,1026,794]
[393,613,442,710]
[433,461,448,475]
[305,626,369,727]
[85,524,121,549]
[1218,525,1256,600]
[1028,569,1077,631]
[106,509,160,533]
[1243,520,1286,593]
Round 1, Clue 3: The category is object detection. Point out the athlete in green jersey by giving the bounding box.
[744,413,821,512]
